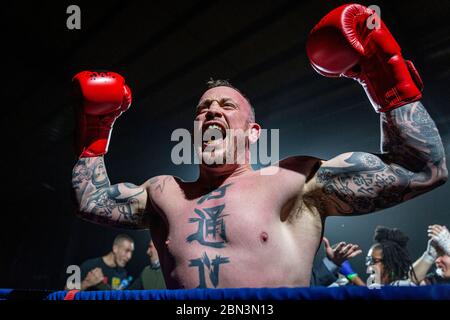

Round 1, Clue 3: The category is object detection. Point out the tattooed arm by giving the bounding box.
[72,156,150,229]
[304,102,448,216]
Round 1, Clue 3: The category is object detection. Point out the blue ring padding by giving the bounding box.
[0,289,14,297]
[2,286,450,300]
[43,285,450,300]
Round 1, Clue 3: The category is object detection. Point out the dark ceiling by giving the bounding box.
[1,0,450,289]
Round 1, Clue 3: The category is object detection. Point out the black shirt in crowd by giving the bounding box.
[80,257,129,290]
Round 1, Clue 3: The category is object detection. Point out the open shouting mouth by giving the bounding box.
[202,121,227,148]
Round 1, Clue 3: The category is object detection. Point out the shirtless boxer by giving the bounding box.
[71,4,447,289]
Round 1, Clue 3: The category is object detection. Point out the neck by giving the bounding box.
[150,257,160,268]
[198,163,252,187]
[103,252,117,268]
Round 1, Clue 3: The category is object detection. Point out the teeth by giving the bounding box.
[207,124,222,130]
[204,123,225,145]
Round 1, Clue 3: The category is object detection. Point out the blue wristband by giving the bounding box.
[339,260,357,278]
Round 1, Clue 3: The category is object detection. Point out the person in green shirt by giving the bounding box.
[129,239,166,290]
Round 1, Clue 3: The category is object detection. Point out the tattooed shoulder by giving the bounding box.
[147,175,173,194]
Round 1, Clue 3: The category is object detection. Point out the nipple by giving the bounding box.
[260,232,269,243]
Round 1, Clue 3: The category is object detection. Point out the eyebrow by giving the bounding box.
[196,97,236,110]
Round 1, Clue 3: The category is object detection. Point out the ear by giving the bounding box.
[248,123,261,144]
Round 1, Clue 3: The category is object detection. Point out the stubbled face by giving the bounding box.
[435,254,450,278]
[113,240,134,267]
[194,86,254,168]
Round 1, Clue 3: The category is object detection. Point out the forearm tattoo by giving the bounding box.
[313,102,447,215]
[72,157,147,228]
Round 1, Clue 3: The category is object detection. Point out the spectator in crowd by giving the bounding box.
[129,239,166,290]
[77,234,134,290]
[366,226,417,287]
[413,224,450,285]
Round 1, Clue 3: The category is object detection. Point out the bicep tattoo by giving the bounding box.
[314,152,413,215]
[72,157,147,228]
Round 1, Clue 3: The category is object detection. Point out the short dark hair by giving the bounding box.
[113,234,134,246]
[205,78,255,123]
[373,226,417,283]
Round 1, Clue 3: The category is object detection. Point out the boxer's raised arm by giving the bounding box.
[304,4,447,216]
[70,71,153,228]
[304,102,447,216]
[72,156,149,229]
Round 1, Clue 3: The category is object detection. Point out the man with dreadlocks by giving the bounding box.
[366,226,418,286]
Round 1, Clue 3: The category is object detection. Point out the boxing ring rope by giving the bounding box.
[2,286,450,300]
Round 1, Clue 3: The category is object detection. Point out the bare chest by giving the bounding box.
[164,178,320,253]
[164,182,274,246]
[150,174,323,288]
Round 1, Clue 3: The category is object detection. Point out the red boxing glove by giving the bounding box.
[306,4,423,113]
[73,71,132,158]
